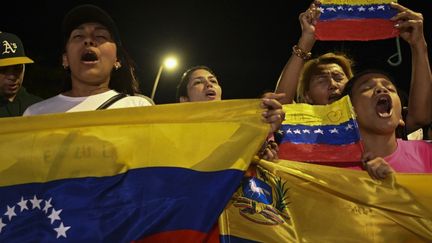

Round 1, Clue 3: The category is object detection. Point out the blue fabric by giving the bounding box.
[319,4,397,21]
[280,119,360,145]
[0,167,243,242]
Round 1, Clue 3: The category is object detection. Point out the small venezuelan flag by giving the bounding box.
[316,0,399,41]
[278,96,363,163]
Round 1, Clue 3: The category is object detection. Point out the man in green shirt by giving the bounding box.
[0,31,41,117]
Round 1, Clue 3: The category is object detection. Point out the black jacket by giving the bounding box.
[0,87,42,117]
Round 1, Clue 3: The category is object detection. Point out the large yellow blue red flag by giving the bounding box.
[219,159,432,242]
[0,100,269,242]
[278,95,363,164]
[316,0,399,41]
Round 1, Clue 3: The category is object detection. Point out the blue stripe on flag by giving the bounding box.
[280,119,360,145]
[0,167,243,242]
[319,4,397,21]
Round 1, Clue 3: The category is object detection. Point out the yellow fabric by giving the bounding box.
[282,95,356,126]
[220,159,432,243]
[0,99,269,186]
[320,0,394,5]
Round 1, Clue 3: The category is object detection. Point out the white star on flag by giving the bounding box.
[54,222,71,239]
[5,205,16,221]
[358,6,366,12]
[337,6,344,10]
[302,129,310,134]
[0,218,6,233]
[368,6,375,11]
[294,129,301,134]
[317,7,324,13]
[329,128,339,134]
[48,208,62,224]
[345,124,354,130]
[286,128,292,134]
[43,198,53,214]
[17,197,29,212]
[314,129,324,134]
[30,195,42,210]
[326,7,337,12]
[377,5,385,10]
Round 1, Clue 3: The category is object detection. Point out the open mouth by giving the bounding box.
[205,90,217,99]
[328,93,340,103]
[375,94,393,118]
[81,50,98,62]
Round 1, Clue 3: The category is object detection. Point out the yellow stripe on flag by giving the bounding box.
[282,95,356,126]
[0,100,269,186]
[220,159,432,242]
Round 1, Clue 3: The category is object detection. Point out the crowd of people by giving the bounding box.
[1,3,431,177]
[0,1,430,241]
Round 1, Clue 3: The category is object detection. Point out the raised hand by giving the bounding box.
[390,2,426,47]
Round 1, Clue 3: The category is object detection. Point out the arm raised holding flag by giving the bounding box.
[391,2,432,134]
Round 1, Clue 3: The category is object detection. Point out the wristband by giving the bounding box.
[292,45,312,60]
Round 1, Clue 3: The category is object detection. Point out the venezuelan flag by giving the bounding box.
[278,96,363,163]
[219,160,432,242]
[0,100,269,242]
[316,0,399,41]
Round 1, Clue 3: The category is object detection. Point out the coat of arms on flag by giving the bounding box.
[278,95,363,163]
[316,0,399,41]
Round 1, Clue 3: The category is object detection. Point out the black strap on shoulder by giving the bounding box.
[96,93,128,110]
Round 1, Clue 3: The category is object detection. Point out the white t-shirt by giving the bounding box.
[23,90,153,116]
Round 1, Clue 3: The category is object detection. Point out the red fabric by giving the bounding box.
[133,224,220,243]
[133,230,209,243]
[278,142,363,163]
[316,19,399,41]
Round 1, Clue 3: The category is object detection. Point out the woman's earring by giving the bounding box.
[62,64,69,70]
[114,63,121,70]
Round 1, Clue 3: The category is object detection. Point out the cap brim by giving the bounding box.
[0,57,34,67]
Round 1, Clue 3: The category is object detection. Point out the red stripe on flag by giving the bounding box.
[134,224,220,243]
[316,19,399,41]
[278,142,363,163]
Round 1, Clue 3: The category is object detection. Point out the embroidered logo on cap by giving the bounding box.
[2,40,17,55]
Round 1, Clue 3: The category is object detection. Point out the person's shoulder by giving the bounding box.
[110,94,154,108]
[398,139,432,146]
[17,87,43,103]
[396,139,432,157]
[130,94,155,105]
[23,95,62,116]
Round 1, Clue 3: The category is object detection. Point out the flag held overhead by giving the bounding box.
[316,0,399,41]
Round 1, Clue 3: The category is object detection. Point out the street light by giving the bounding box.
[150,56,178,100]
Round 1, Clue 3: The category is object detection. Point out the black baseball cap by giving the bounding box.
[62,4,122,47]
[0,32,34,67]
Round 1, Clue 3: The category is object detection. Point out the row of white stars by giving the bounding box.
[318,5,387,13]
[0,195,71,239]
[285,123,354,135]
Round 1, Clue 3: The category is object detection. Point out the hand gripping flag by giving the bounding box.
[316,0,399,41]
[219,160,432,243]
[278,95,363,164]
[0,100,269,243]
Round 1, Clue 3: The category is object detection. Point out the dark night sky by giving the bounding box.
[1,0,431,104]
